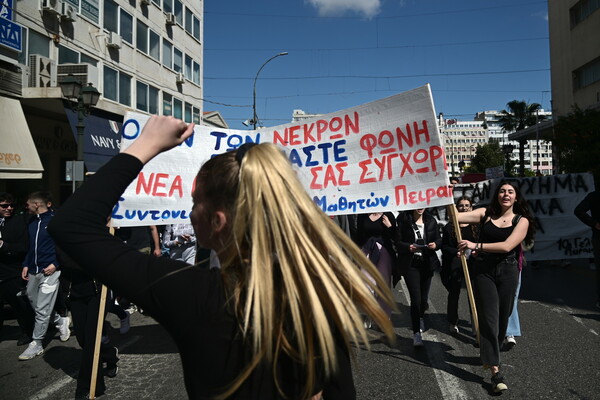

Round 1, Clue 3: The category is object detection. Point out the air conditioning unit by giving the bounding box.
[165,13,176,25]
[176,72,184,84]
[41,0,61,14]
[106,32,122,49]
[0,64,23,97]
[57,63,99,89]
[28,54,57,88]
[60,2,77,22]
[140,0,151,5]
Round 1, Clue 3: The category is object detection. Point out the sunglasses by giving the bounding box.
[0,203,15,209]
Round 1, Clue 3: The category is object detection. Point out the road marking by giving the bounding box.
[28,336,142,400]
[398,279,472,400]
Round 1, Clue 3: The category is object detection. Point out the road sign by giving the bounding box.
[0,16,22,52]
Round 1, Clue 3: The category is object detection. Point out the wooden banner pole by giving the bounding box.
[447,204,480,344]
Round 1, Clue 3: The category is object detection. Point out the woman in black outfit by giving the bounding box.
[394,208,441,347]
[456,181,534,393]
[355,212,397,323]
[441,196,477,334]
[48,116,394,400]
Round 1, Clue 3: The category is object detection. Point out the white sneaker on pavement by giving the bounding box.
[19,341,44,360]
[505,335,516,348]
[413,332,424,347]
[120,313,131,334]
[450,324,459,334]
[419,318,425,332]
[58,316,71,342]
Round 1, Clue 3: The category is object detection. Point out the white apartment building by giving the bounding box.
[0,0,204,203]
[437,114,487,176]
[475,109,554,175]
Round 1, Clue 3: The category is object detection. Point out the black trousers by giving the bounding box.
[472,255,519,367]
[0,276,34,337]
[69,293,118,397]
[404,259,433,334]
[593,233,600,303]
[446,267,464,326]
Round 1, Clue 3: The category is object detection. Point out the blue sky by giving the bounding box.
[203,0,550,129]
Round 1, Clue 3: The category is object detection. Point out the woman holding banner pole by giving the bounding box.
[456,181,534,393]
[48,115,395,399]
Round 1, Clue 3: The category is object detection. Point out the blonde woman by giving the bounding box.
[49,116,394,399]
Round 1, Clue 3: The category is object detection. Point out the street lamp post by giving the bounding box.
[252,52,288,129]
[60,74,101,188]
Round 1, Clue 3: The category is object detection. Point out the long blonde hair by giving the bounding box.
[197,143,395,398]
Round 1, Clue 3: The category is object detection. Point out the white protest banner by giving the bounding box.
[429,174,595,261]
[111,85,453,227]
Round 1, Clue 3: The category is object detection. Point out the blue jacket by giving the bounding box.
[23,210,59,274]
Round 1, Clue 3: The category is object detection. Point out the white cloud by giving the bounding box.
[307,0,382,19]
[533,11,548,21]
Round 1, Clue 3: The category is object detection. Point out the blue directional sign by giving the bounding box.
[0,16,21,52]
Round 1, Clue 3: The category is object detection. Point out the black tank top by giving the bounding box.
[479,217,519,255]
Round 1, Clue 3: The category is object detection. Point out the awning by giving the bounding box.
[0,97,44,179]
[64,108,123,172]
[508,120,555,142]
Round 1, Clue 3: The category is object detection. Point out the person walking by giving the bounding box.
[0,192,34,345]
[456,181,535,393]
[574,190,600,308]
[441,196,477,334]
[19,192,70,361]
[49,115,395,399]
[394,208,441,347]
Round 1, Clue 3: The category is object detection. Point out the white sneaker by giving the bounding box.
[506,335,516,347]
[450,324,459,334]
[419,318,425,332]
[120,313,131,334]
[19,341,44,360]
[413,332,424,347]
[58,316,71,342]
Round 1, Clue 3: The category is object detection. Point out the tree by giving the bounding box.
[467,142,517,174]
[554,107,600,184]
[498,100,546,132]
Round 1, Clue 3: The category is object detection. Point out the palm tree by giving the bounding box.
[498,100,547,176]
[498,100,545,132]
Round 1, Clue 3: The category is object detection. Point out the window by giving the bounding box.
[135,82,160,113]
[104,66,131,106]
[174,0,183,25]
[570,0,600,28]
[103,0,118,33]
[173,98,182,119]
[162,40,172,68]
[163,0,172,13]
[193,61,200,85]
[152,0,160,6]
[185,7,193,34]
[80,54,98,66]
[193,16,200,41]
[185,55,192,80]
[120,10,133,44]
[184,102,192,122]
[163,93,172,115]
[173,47,182,72]
[136,20,148,54]
[149,30,160,61]
[193,107,200,124]
[28,30,50,58]
[58,45,79,64]
[573,57,600,90]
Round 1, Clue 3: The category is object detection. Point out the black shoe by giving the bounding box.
[491,373,508,393]
[105,364,118,378]
[17,334,32,346]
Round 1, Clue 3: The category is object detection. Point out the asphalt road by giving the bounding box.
[1,260,598,399]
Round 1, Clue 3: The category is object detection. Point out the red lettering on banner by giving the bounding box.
[273,128,287,145]
[394,184,453,206]
[289,125,301,146]
[271,113,360,146]
[310,163,350,189]
[135,172,185,198]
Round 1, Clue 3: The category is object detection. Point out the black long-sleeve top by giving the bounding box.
[441,222,476,272]
[48,153,354,400]
[393,211,442,273]
[574,191,600,233]
[0,213,28,281]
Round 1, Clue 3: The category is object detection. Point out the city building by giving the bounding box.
[437,114,487,176]
[509,0,599,173]
[0,0,206,204]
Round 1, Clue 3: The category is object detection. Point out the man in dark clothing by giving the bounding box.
[0,193,34,345]
[574,190,600,308]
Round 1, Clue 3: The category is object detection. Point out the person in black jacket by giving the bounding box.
[441,196,477,334]
[0,193,34,345]
[574,190,600,308]
[394,208,441,347]
[48,115,395,400]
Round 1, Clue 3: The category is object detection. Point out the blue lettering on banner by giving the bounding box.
[313,192,390,213]
[112,197,189,221]
[122,119,140,140]
[288,140,348,167]
[210,131,260,151]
